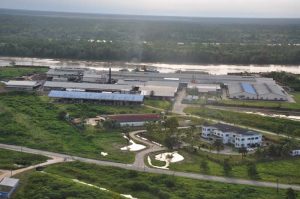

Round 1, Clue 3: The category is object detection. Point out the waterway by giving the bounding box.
[0,56,299,75]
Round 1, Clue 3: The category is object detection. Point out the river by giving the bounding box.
[0,56,299,75]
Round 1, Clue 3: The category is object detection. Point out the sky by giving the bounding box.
[0,0,299,18]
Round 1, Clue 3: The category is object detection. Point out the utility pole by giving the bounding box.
[276,179,279,193]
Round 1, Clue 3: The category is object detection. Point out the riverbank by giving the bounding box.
[1,56,300,75]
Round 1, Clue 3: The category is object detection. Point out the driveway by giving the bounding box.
[172,89,187,114]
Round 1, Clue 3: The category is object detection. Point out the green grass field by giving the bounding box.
[13,162,294,199]
[144,99,172,110]
[0,148,48,170]
[168,149,300,185]
[0,92,144,163]
[0,66,48,80]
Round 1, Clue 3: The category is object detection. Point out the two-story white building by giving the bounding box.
[202,123,262,148]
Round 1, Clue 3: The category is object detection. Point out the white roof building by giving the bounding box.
[0,178,19,187]
[227,82,287,101]
[5,81,41,90]
[187,83,221,93]
[117,80,179,99]
[43,81,133,93]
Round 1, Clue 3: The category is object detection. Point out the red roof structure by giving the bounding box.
[107,114,161,123]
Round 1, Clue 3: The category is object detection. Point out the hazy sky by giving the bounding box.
[1,0,299,18]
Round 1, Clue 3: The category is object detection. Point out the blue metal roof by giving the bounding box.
[48,90,144,102]
[241,83,256,95]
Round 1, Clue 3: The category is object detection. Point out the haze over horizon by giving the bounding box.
[0,0,299,18]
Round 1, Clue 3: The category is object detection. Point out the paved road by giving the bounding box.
[207,105,300,116]
[172,89,187,114]
[129,130,166,168]
[1,142,300,191]
[0,154,68,181]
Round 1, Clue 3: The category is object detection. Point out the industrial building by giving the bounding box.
[82,71,107,83]
[44,68,290,102]
[117,80,179,100]
[0,177,19,199]
[44,81,133,93]
[227,82,287,101]
[48,90,144,105]
[46,68,86,81]
[112,71,260,84]
[5,81,41,91]
[187,83,221,94]
[106,114,161,127]
[202,123,262,148]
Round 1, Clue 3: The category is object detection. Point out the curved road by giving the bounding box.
[1,139,300,191]
[129,130,166,168]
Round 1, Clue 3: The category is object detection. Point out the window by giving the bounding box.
[255,137,258,140]
[241,138,245,141]
[226,134,229,137]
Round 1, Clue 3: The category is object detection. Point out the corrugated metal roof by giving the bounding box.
[48,90,144,102]
[241,83,257,95]
[44,81,132,91]
[107,114,161,122]
[6,81,38,87]
[0,177,19,187]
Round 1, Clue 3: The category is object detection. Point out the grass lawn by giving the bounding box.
[144,99,172,110]
[56,102,157,118]
[13,171,123,199]
[13,161,294,199]
[168,149,300,185]
[0,66,48,80]
[185,107,300,137]
[0,92,141,163]
[214,92,300,110]
[0,148,48,170]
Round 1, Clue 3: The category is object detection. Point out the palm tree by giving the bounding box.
[213,139,224,153]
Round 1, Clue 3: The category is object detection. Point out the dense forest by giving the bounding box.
[0,9,300,64]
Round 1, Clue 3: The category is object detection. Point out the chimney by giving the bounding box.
[108,67,112,84]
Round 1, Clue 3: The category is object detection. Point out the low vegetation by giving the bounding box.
[0,92,140,163]
[14,171,123,199]
[0,148,48,170]
[144,99,172,110]
[14,162,294,199]
[168,148,300,184]
[0,66,48,80]
[55,101,157,118]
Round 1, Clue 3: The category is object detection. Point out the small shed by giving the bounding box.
[0,177,19,199]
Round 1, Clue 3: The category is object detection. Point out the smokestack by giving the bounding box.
[108,67,112,84]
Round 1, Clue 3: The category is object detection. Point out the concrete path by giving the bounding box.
[172,89,187,114]
[0,154,69,181]
[129,130,166,168]
[1,142,300,191]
